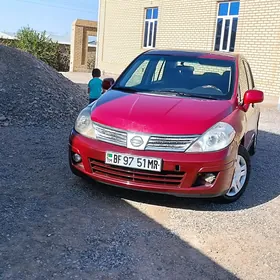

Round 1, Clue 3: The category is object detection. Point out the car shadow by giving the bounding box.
[0,126,239,279]
[89,130,280,212]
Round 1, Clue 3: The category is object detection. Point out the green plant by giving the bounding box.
[15,27,59,70]
[0,38,16,47]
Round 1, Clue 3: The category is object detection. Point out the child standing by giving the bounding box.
[101,78,115,94]
[88,68,102,104]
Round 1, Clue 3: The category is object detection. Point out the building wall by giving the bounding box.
[70,19,97,72]
[87,46,97,70]
[97,0,280,96]
[234,0,280,96]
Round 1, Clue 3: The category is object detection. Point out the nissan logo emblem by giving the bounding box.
[130,136,144,147]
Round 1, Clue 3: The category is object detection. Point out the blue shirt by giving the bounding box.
[88,78,102,99]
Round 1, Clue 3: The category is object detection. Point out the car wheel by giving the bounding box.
[249,116,260,156]
[249,128,258,156]
[217,145,251,203]
[249,134,257,156]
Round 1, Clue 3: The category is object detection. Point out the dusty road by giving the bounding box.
[1,107,280,280]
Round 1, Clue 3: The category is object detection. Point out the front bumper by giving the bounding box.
[69,129,238,198]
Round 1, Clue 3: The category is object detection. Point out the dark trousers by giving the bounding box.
[89,98,97,104]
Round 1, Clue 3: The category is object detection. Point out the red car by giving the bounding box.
[69,50,264,203]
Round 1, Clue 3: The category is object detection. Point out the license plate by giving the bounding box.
[105,152,162,172]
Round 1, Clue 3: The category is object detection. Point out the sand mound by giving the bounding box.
[0,45,87,127]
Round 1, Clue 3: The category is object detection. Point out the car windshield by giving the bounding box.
[113,53,236,100]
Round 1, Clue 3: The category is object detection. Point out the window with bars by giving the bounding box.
[143,7,158,48]
[214,1,240,52]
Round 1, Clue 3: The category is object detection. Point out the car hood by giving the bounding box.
[91,90,235,135]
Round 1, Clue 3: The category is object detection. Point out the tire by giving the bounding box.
[249,128,258,156]
[249,134,257,156]
[249,115,260,156]
[216,145,251,203]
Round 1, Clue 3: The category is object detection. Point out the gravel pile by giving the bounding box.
[0,45,87,127]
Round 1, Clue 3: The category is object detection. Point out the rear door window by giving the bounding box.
[243,60,255,89]
[239,60,249,101]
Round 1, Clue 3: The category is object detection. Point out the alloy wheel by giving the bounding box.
[226,155,248,197]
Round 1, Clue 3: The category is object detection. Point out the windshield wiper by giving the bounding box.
[112,87,218,100]
[176,92,218,100]
[153,90,217,100]
[112,86,139,93]
[150,89,186,96]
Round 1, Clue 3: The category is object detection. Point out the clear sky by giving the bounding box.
[0,0,99,35]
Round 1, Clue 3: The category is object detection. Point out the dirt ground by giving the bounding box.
[1,107,280,280]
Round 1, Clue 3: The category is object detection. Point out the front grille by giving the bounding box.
[93,122,198,152]
[90,159,185,187]
[146,136,198,152]
[94,123,127,147]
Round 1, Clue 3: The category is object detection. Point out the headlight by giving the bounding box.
[74,105,96,139]
[186,122,236,153]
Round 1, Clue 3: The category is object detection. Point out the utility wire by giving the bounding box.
[30,0,94,9]
[14,0,94,13]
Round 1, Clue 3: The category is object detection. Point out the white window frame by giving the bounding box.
[214,1,239,52]
[143,7,158,49]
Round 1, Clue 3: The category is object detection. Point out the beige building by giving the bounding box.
[96,0,280,97]
[70,19,97,72]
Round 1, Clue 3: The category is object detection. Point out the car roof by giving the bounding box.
[144,49,240,61]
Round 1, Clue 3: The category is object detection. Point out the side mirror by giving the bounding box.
[243,89,264,109]
[102,78,115,91]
